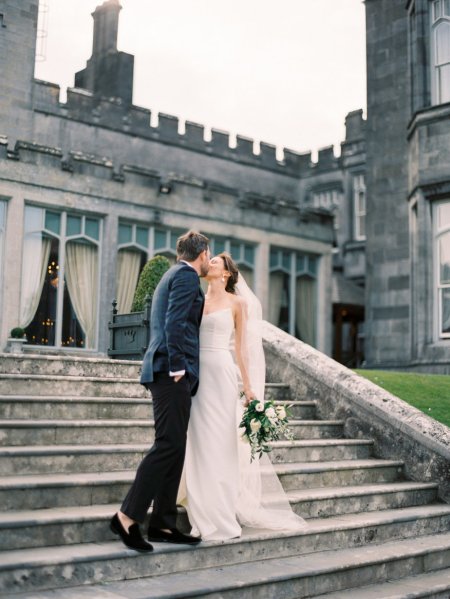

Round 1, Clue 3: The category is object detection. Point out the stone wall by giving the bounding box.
[0,138,334,353]
[263,321,450,502]
[364,0,412,368]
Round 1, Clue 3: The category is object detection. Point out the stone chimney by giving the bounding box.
[74,0,134,106]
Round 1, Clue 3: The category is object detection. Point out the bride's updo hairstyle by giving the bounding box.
[218,252,239,294]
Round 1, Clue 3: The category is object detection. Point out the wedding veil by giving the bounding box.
[234,273,307,532]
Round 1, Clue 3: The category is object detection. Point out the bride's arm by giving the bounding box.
[233,296,257,406]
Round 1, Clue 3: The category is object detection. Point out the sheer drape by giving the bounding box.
[65,241,98,348]
[239,265,254,291]
[268,271,284,326]
[235,273,307,532]
[116,249,141,314]
[20,233,51,328]
[296,275,316,346]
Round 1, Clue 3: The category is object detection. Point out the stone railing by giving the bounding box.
[263,321,450,502]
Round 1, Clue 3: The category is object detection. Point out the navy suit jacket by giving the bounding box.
[140,262,204,395]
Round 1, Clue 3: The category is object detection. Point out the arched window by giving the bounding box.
[116,222,149,314]
[21,207,101,349]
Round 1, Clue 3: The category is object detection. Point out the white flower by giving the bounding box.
[250,418,261,432]
[255,402,265,412]
[276,407,287,419]
[265,407,276,418]
[238,427,246,436]
[241,433,250,443]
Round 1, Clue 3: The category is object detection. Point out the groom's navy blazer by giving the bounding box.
[140,262,204,395]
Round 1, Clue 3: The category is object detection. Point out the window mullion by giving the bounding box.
[54,211,66,349]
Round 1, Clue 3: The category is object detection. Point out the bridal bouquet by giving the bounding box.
[239,396,294,461]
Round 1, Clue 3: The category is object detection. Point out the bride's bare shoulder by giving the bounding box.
[228,293,247,317]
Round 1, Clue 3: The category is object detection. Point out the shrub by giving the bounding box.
[10,327,26,339]
[131,255,171,312]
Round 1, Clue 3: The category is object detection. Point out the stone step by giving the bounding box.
[0,395,313,420]
[0,439,368,476]
[0,419,155,446]
[277,459,404,491]
[0,482,440,551]
[270,438,374,463]
[1,507,450,595]
[287,481,439,518]
[0,443,149,475]
[0,396,152,420]
[0,419,342,446]
[312,568,450,598]
[274,400,317,419]
[13,572,450,599]
[0,353,142,379]
[0,373,147,398]
[0,374,292,399]
[0,460,404,510]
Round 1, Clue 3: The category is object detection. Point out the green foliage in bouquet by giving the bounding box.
[239,397,294,461]
[131,255,171,312]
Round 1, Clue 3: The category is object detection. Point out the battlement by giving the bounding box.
[32,79,356,177]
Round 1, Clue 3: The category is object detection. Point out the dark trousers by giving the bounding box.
[120,373,192,528]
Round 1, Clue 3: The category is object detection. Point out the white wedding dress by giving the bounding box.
[182,292,307,541]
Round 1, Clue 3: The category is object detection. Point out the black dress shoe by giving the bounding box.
[148,526,202,545]
[110,513,153,553]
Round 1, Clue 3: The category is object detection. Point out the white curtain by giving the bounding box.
[268,271,284,326]
[65,241,99,349]
[296,275,316,346]
[20,233,51,328]
[116,249,141,314]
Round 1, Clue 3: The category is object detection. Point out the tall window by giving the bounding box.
[0,200,5,288]
[353,174,366,240]
[115,224,184,314]
[21,206,101,349]
[269,248,318,346]
[435,200,450,338]
[0,200,6,281]
[431,0,450,105]
[115,225,257,313]
[116,222,150,314]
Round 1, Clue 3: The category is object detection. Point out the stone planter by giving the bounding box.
[8,337,27,354]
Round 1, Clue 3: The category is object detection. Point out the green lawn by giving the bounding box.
[355,369,450,428]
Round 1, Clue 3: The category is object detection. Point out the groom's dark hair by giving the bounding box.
[176,230,210,261]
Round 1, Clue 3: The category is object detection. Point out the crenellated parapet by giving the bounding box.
[32,79,354,178]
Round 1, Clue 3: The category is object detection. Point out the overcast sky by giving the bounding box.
[34,0,366,158]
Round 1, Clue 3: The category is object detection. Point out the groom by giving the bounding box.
[111,230,210,552]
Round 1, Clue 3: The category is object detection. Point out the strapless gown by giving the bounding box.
[183,308,307,541]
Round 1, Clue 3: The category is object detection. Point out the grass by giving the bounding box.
[355,369,450,428]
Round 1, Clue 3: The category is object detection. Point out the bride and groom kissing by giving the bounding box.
[111,230,306,552]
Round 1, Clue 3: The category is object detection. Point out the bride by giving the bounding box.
[180,252,307,541]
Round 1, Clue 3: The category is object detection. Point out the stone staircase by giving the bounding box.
[0,353,449,598]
